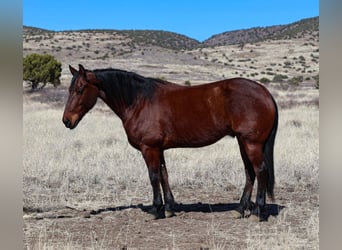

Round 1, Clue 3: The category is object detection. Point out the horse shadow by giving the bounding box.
[89,202,285,221]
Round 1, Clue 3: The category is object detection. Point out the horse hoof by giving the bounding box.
[228,210,243,219]
[148,207,164,219]
[249,214,261,222]
[165,209,175,218]
[165,204,175,218]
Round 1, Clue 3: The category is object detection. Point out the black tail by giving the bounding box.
[264,96,278,200]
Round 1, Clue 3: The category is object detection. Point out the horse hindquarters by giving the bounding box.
[236,98,278,219]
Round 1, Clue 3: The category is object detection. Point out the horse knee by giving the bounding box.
[253,162,267,176]
[148,169,161,184]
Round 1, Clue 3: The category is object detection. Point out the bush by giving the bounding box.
[260,77,271,84]
[272,74,288,83]
[23,53,62,91]
[184,80,191,86]
[288,76,303,86]
[313,74,319,89]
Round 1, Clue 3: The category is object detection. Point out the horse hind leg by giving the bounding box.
[233,138,256,218]
[242,141,268,220]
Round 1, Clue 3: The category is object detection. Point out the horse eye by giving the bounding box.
[77,85,85,95]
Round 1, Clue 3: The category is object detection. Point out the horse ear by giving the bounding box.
[78,64,86,76]
[69,65,77,76]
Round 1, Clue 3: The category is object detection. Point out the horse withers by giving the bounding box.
[62,64,278,220]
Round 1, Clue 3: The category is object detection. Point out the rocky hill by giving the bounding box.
[24,26,201,51]
[23,16,319,86]
[23,16,318,50]
[203,17,319,47]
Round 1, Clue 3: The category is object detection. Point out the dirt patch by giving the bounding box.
[23,186,318,249]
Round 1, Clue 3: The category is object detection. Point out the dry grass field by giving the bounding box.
[23,23,319,249]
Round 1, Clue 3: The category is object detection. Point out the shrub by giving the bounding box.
[288,76,304,86]
[23,53,62,91]
[299,55,306,61]
[284,61,292,67]
[313,74,319,89]
[184,80,191,86]
[273,74,288,83]
[260,77,271,84]
[157,76,166,81]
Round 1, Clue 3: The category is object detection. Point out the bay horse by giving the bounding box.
[63,64,278,220]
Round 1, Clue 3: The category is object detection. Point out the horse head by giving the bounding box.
[62,64,100,129]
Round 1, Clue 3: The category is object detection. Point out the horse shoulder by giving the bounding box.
[122,100,165,150]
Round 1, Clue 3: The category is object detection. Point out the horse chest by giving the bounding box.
[123,108,163,149]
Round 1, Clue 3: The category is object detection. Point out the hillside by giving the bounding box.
[23,16,318,50]
[203,17,319,47]
[23,26,200,51]
[23,16,319,86]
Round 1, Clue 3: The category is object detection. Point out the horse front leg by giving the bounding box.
[141,146,164,219]
[160,153,175,217]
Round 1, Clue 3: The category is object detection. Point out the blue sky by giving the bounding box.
[23,0,319,41]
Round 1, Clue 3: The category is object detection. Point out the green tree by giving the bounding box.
[23,53,62,90]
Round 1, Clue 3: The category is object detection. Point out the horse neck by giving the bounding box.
[98,86,135,121]
[96,70,149,120]
[97,89,125,118]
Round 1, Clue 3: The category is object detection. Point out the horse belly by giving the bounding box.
[162,114,231,149]
[160,89,234,148]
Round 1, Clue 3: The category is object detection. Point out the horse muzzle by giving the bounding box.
[62,115,79,129]
[63,117,72,129]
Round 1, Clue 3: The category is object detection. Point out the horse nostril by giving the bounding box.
[63,118,71,128]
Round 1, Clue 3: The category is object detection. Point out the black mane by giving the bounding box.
[93,68,162,106]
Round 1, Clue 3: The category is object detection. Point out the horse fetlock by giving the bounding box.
[148,205,165,219]
[249,205,267,221]
[164,204,175,218]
